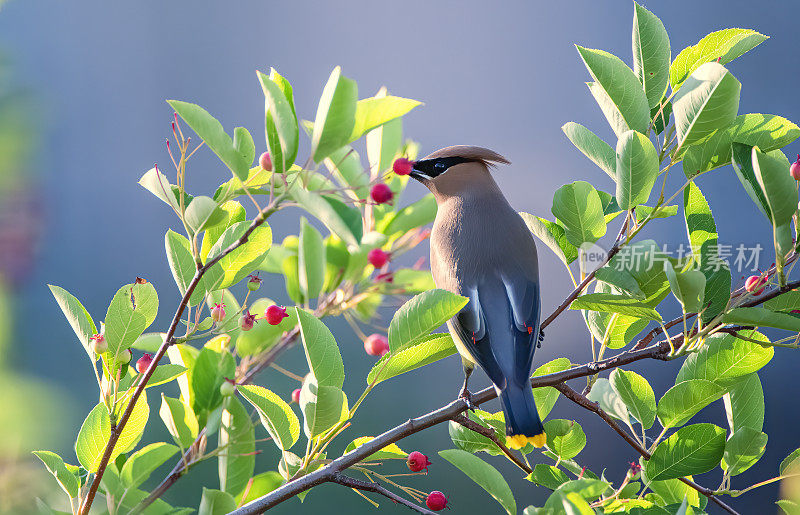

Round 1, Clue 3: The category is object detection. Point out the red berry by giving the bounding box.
[745,275,766,295]
[426,491,448,511]
[211,303,226,323]
[259,152,272,171]
[220,379,236,397]
[240,310,257,331]
[118,349,133,365]
[89,333,108,354]
[368,248,390,268]
[375,271,394,283]
[370,183,393,204]
[407,451,431,472]
[265,305,289,325]
[393,157,414,176]
[136,353,153,373]
[247,274,262,291]
[364,334,389,357]
[291,388,301,403]
[791,154,800,180]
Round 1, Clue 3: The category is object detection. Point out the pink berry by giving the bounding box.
[220,379,236,397]
[370,183,393,204]
[393,157,414,176]
[791,154,800,180]
[210,303,226,323]
[240,310,257,331]
[89,333,108,354]
[407,451,431,472]
[368,248,390,268]
[426,491,448,511]
[259,152,272,171]
[136,353,153,373]
[291,388,301,404]
[265,305,289,325]
[247,274,262,291]
[364,334,389,357]
[745,275,766,295]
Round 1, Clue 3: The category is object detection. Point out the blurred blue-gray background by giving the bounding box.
[1,0,798,513]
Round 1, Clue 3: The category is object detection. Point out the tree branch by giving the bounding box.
[450,413,531,474]
[329,473,436,515]
[79,199,284,515]
[554,383,740,515]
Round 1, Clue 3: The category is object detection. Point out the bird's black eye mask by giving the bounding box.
[410,156,474,180]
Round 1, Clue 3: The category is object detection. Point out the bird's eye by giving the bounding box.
[434,161,446,172]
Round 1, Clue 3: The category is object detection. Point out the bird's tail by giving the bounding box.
[498,383,546,450]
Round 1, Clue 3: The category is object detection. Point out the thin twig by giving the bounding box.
[554,383,740,515]
[330,473,435,515]
[451,413,531,474]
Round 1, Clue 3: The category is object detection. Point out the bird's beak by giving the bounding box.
[409,166,431,183]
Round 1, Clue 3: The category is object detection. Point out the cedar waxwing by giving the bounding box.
[409,145,546,449]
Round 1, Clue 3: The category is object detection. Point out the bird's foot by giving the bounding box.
[458,388,478,412]
[538,329,545,349]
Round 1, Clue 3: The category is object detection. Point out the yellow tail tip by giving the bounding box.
[506,432,547,450]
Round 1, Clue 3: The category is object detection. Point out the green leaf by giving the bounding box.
[311,66,358,162]
[673,62,741,154]
[344,436,408,461]
[561,122,615,179]
[296,308,344,388]
[543,419,586,459]
[528,464,570,490]
[723,307,800,331]
[677,331,773,387]
[723,373,764,433]
[388,289,469,352]
[138,167,183,214]
[439,449,516,515]
[616,130,659,209]
[448,409,505,455]
[652,100,672,135]
[75,393,149,472]
[104,282,159,368]
[576,46,650,136]
[298,218,326,302]
[32,451,79,498]
[218,397,255,496]
[185,196,226,233]
[190,348,235,420]
[533,358,572,420]
[552,478,610,502]
[551,181,606,246]
[120,442,178,489]
[350,95,420,142]
[731,142,771,218]
[722,427,767,476]
[670,29,768,89]
[586,378,630,422]
[48,285,97,359]
[160,395,199,448]
[291,187,361,246]
[168,100,251,180]
[367,333,456,386]
[683,182,731,322]
[642,475,701,508]
[657,379,726,428]
[752,145,798,227]
[198,487,237,515]
[299,378,348,438]
[610,369,656,429]
[781,448,800,475]
[664,261,706,313]
[380,194,437,237]
[632,2,670,108]
[645,423,726,481]
[777,500,800,515]
[165,230,206,307]
[366,87,404,175]
[543,491,595,514]
[258,69,299,174]
[206,221,273,290]
[236,471,284,505]
[764,291,800,312]
[237,384,300,451]
[683,114,800,176]
[520,213,578,266]
[570,292,662,320]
